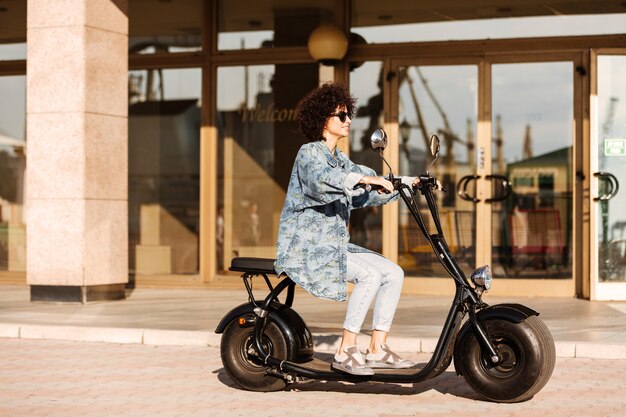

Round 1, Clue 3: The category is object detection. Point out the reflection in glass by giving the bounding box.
[597,56,626,283]
[0,0,26,60]
[130,0,202,54]
[216,64,318,272]
[491,62,573,279]
[349,62,384,253]
[218,0,336,50]
[0,76,26,272]
[128,68,201,276]
[351,0,626,44]
[397,66,477,277]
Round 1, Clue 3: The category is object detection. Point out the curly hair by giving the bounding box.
[295,82,356,142]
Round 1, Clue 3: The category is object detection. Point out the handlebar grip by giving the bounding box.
[415,176,446,192]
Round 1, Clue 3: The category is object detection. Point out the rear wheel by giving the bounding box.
[220,320,288,392]
[457,316,555,402]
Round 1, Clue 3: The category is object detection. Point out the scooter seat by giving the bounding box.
[229,257,277,275]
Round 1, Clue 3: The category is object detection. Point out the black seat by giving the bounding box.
[229,257,277,275]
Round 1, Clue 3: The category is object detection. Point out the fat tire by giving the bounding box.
[220,320,288,392]
[457,316,555,403]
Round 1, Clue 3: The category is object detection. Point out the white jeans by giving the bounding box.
[343,252,405,334]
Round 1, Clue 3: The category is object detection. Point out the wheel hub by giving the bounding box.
[482,340,521,377]
[242,335,273,369]
[493,344,517,372]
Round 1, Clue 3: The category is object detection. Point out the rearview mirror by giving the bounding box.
[370,128,394,178]
[370,129,388,151]
[427,134,441,170]
[429,134,440,158]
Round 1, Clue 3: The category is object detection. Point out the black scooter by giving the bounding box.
[216,130,556,403]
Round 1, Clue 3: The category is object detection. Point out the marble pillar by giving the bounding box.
[26,0,128,302]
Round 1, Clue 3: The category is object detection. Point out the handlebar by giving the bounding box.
[355,174,446,194]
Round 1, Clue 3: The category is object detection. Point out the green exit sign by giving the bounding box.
[605,138,626,156]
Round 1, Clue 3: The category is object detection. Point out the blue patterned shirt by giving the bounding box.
[274,140,399,301]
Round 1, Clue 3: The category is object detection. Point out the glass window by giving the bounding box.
[396,65,478,277]
[128,68,201,275]
[0,1,26,60]
[216,63,318,272]
[129,0,202,54]
[218,0,337,50]
[349,61,384,253]
[351,0,626,44]
[0,75,26,272]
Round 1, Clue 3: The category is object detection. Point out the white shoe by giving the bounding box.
[365,344,416,369]
[331,345,374,376]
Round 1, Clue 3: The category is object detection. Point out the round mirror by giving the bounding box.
[370,129,388,151]
[429,134,440,157]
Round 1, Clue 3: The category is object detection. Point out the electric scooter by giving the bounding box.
[216,129,556,403]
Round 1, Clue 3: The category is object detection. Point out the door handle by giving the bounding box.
[485,174,512,203]
[456,175,481,202]
[593,172,620,201]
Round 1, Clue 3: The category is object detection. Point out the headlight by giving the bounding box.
[470,265,492,291]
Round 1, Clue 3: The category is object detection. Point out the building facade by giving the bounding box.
[0,0,625,301]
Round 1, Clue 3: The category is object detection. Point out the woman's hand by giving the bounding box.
[360,175,394,193]
[400,176,420,188]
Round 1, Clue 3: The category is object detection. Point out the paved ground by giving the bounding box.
[1,338,625,417]
[1,286,626,359]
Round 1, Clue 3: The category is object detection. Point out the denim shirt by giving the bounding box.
[274,140,399,301]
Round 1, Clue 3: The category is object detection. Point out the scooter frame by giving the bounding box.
[217,172,540,384]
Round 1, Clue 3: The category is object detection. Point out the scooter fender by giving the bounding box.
[453,303,539,375]
[473,303,539,323]
[215,302,315,362]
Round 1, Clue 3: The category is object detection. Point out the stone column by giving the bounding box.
[26,0,128,302]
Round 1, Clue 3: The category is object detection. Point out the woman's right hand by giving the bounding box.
[360,176,394,193]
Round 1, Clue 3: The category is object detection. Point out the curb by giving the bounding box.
[2,322,626,360]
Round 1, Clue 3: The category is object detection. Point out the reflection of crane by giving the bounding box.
[401,67,474,172]
[400,67,478,206]
[523,124,533,160]
[403,67,512,177]
[415,68,475,172]
[400,68,431,151]
[415,68,469,171]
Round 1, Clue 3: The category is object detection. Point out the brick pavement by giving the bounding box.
[1,286,626,360]
[1,338,625,417]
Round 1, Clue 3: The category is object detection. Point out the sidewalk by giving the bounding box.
[1,285,626,359]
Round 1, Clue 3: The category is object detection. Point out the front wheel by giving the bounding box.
[456,316,556,403]
[220,319,288,392]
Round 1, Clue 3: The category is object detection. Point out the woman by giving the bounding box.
[274,82,417,376]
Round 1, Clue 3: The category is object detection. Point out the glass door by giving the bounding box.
[394,63,478,277]
[489,62,574,281]
[591,52,626,300]
[391,59,577,297]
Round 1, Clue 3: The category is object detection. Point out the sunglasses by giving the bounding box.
[329,111,352,123]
